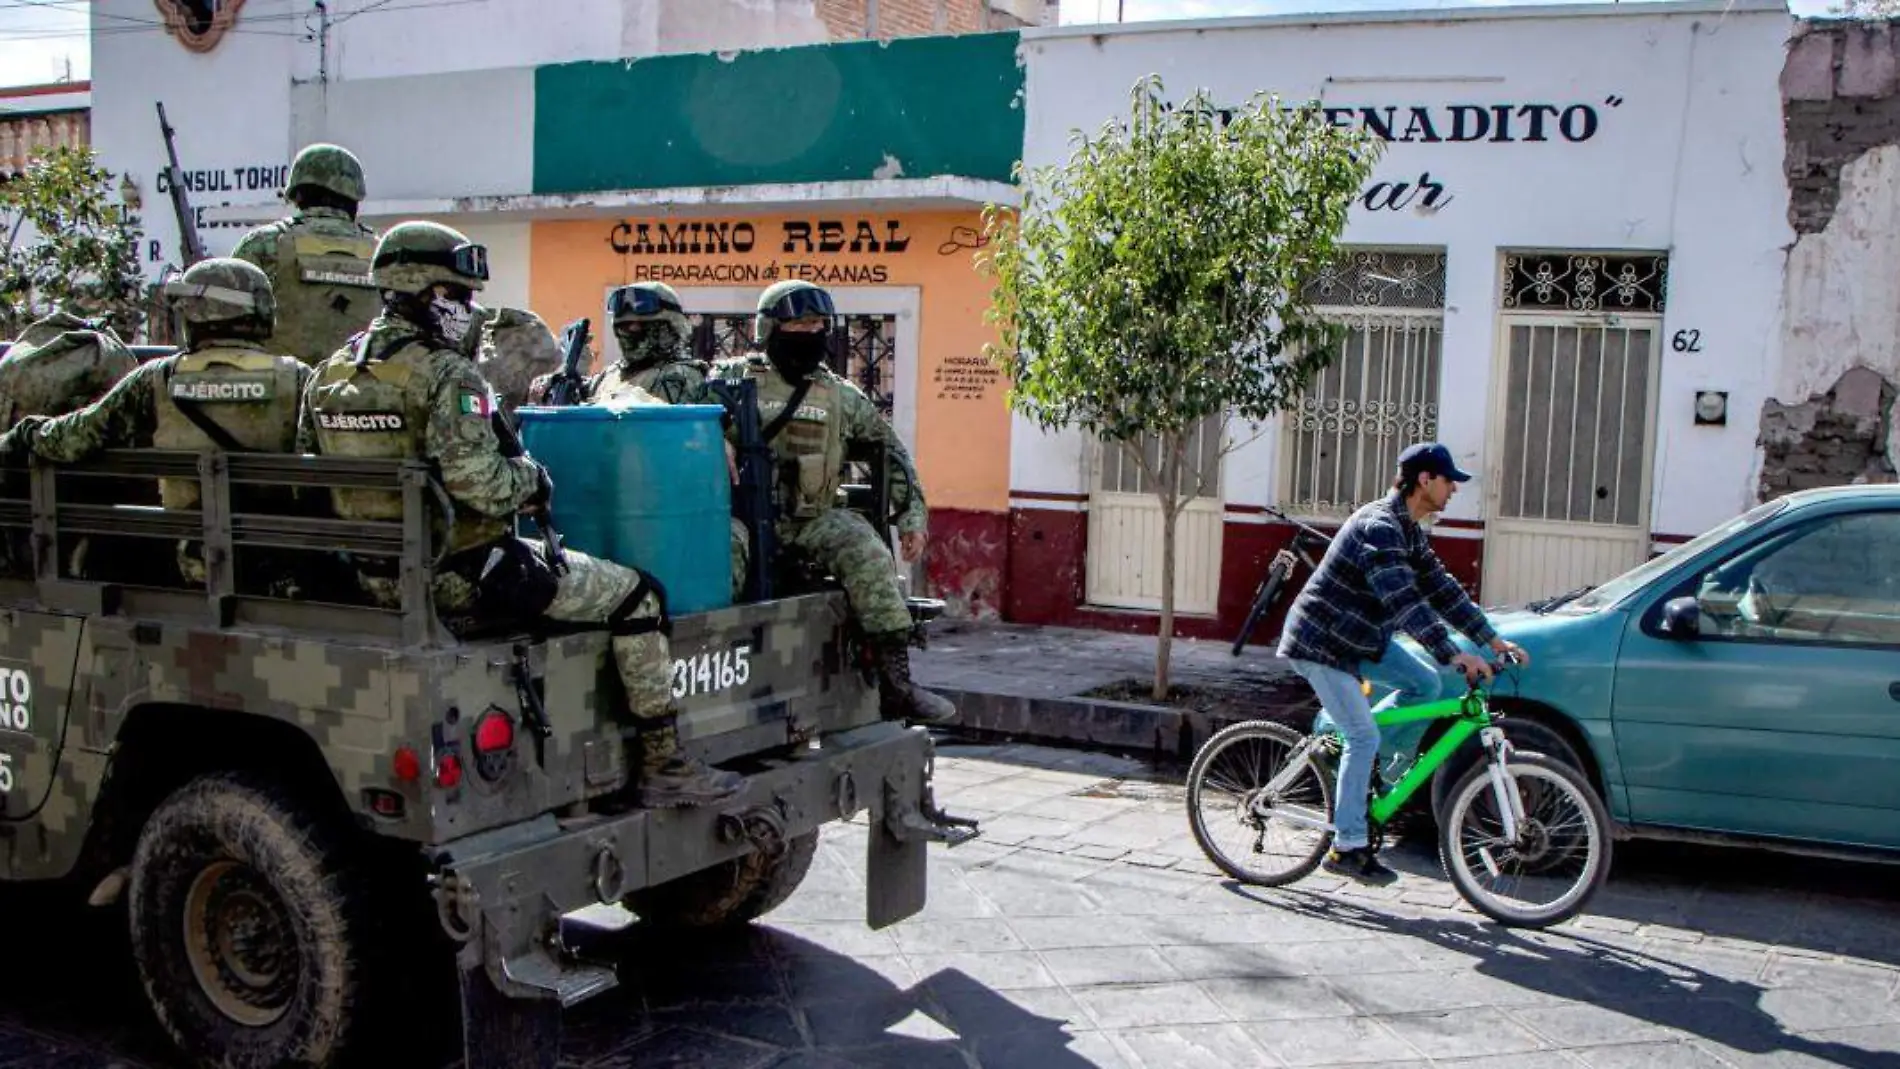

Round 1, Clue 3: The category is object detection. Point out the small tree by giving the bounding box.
[980,74,1380,700]
[1,146,148,341]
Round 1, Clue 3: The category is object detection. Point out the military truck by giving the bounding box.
[0,381,976,1067]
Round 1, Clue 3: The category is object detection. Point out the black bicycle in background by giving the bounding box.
[1229,506,1336,656]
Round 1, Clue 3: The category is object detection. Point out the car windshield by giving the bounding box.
[1561,498,1791,612]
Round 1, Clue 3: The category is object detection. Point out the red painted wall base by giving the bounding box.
[1001,506,1486,645]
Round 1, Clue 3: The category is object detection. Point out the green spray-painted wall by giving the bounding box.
[533,32,1025,194]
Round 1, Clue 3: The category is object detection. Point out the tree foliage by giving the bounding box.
[982,74,1381,443]
[0,147,148,341]
[979,74,1380,697]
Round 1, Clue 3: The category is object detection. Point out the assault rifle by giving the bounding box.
[542,317,591,406]
[488,400,566,576]
[155,102,206,266]
[705,378,776,602]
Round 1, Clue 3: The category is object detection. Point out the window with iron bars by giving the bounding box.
[1281,248,1447,517]
[687,312,897,419]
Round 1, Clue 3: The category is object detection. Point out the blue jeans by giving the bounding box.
[1289,638,1443,851]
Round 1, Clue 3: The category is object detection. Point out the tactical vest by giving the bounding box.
[152,347,303,509]
[740,358,844,522]
[260,216,379,366]
[307,338,507,552]
[591,364,667,404]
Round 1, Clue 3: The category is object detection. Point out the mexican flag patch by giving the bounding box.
[457,390,494,418]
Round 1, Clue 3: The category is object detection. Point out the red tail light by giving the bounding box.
[474,713,514,754]
[392,746,421,783]
[435,753,464,789]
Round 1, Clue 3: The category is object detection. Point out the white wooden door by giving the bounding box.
[1482,316,1662,606]
[1085,415,1224,614]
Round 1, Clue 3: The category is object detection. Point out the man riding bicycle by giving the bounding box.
[1277,442,1528,885]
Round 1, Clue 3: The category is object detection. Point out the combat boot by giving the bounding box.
[870,632,958,725]
[636,715,744,808]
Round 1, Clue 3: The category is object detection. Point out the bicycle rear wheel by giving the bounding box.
[1437,752,1611,927]
[1186,720,1334,887]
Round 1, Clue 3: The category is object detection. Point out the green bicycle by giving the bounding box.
[1185,655,1612,928]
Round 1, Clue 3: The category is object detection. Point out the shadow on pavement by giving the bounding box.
[561,918,1103,1069]
[1219,878,1899,1068]
[1370,831,1900,970]
[0,887,1095,1069]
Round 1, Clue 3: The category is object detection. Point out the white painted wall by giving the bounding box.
[1014,0,1796,540]
[289,71,537,203]
[92,0,297,279]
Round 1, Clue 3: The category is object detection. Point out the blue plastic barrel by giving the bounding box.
[514,401,733,615]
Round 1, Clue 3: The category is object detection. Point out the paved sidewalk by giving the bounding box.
[13,741,1899,1068]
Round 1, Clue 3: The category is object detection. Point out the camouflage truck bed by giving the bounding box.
[0,449,974,1069]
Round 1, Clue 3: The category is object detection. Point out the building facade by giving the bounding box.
[1006,0,1799,642]
[88,0,1032,616]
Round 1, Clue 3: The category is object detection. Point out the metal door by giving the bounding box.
[1085,415,1225,614]
[1483,316,1662,606]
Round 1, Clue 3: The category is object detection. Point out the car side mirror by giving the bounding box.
[1660,596,1701,638]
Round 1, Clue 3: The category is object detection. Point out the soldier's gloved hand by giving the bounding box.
[900,529,928,563]
[0,418,43,465]
[521,461,554,513]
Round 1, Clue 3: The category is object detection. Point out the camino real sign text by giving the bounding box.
[607,218,915,285]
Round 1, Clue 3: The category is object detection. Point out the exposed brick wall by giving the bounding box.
[818,0,1000,39]
[1782,19,1900,234]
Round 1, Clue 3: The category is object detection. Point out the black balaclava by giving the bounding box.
[766,328,829,381]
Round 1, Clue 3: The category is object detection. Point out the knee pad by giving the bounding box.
[610,569,670,637]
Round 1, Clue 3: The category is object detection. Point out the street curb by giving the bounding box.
[932,687,1306,765]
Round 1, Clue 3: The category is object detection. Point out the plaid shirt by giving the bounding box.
[1276,491,1498,674]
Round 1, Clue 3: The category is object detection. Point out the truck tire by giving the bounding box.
[127,772,375,1069]
[628,831,820,929]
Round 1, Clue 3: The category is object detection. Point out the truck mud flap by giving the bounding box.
[868,736,980,929]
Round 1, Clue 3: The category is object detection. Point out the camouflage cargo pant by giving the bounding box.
[540,550,672,722]
[374,544,673,721]
[730,517,749,599]
[783,508,909,635]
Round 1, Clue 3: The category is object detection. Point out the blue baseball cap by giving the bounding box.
[1397,442,1472,483]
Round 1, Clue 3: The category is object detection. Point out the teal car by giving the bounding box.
[1407,485,1900,859]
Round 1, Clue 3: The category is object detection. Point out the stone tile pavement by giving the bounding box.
[4,741,1897,1068]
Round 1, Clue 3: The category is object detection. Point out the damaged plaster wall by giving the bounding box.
[1768,20,1900,498]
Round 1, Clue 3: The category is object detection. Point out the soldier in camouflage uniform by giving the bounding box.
[0,259,310,592]
[230,143,380,366]
[474,305,562,416]
[525,282,708,406]
[0,309,142,577]
[702,280,954,725]
[299,220,741,808]
[0,309,138,431]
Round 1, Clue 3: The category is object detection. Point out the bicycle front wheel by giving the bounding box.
[1437,752,1611,928]
[1186,720,1334,887]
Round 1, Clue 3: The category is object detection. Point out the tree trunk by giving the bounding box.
[1153,434,1183,702]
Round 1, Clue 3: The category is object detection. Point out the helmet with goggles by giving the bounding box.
[370,221,489,296]
[753,280,836,345]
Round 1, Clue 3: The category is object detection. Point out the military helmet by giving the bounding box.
[285,143,366,205]
[608,282,689,337]
[161,257,276,340]
[753,279,836,344]
[370,220,489,296]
